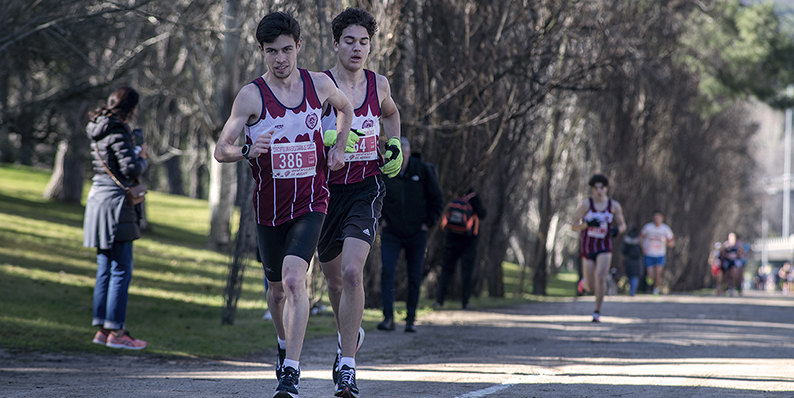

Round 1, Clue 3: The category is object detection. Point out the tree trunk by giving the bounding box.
[44,100,88,204]
[221,174,256,325]
[207,144,236,253]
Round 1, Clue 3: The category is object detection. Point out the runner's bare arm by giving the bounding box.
[377,74,400,140]
[313,72,353,170]
[571,200,590,232]
[613,201,628,234]
[214,84,270,162]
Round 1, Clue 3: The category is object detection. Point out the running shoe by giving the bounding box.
[92,330,108,346]
[263,309,273,321]
[652,287,660,296]
[106,331,147,350]
[274,366,300,398]
[333,327,365,384]
[404,323,417,333]
[276,345,286,380]
[577,279,585,295]
[335,365,359,398]
[592,312,600,323]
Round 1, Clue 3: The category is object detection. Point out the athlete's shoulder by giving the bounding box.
[234,81,263,114]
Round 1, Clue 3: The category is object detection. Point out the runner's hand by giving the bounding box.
[609,227,619,237]
[380,137,402,178]
[586,219,600,227]
[323,129,360,153]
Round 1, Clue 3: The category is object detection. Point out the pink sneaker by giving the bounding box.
[92,330,108,345]
[106,332,147,350]
[577,279,585,295]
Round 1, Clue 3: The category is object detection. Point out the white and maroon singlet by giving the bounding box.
[321,69,384,185]
[245,68,328,226]
[579,198,614,257]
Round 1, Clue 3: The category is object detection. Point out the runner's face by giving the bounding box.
[261,35,300,79]
[653,213,663,225]
[591,183,607,199]
[335,25,370,71]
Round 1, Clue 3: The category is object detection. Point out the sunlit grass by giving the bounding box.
[0,164,577,358]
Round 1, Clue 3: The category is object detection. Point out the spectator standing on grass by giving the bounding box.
[378,137,444,333]
[83,86,148,350]
[434,187,487,310]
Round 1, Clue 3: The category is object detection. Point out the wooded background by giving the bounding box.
[3,0,794,308]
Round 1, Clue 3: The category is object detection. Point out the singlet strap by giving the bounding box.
[250,77,267,122]
[588,197,595,212]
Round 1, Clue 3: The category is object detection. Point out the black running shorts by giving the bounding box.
[257,211,325,282]
[317,175,385,263]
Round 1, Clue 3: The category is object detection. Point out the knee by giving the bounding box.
[281,275,305,297]
[269,285,286,304]
[341,265,363,288]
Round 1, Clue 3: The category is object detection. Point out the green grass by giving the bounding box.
[0,164,578,359]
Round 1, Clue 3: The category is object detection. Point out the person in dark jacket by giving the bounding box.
[622,227,643,296]
[378,137,444,332]
[83,86,148,350]
[434,187,487,309]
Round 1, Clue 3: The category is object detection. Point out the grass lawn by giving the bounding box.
[0,164,578,359]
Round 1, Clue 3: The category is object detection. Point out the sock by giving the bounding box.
[283,359,299,371]
[277,338,287,350]
[339,357,356,370]
[337,332,342,354]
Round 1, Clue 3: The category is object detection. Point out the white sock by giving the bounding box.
[339,357,356,370]
[277,338,286,350]
[283,359,299,371]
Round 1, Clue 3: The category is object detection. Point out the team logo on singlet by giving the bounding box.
[362,119,374,129]
[306,113,318,129]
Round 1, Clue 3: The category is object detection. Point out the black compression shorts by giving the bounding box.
[257,211,325,282]
[317,175,385,263]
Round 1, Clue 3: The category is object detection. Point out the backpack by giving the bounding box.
[441,193,478,235]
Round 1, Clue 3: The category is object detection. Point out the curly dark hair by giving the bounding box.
[588,174,609,187]
[332,8,377,43]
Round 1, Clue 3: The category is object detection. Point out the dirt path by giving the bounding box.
[3,291,794,397]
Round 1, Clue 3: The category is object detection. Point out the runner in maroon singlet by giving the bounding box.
[571,174,627,322]
[315,8,402,398]
[213,12,354,398]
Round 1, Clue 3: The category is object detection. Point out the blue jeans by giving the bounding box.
[629,276,639,296]
[380,229,428,324]
[93,241,134,330]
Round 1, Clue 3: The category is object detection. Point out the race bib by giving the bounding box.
[587,223,608,239]
[648,238,665,253]
[344,127,378,162]
[271,142,317,179]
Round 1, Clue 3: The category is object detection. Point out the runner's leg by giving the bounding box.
[594,253,612,312]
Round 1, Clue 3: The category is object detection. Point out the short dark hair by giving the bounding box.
[652,209,663,216]
[588,174,609,187]
[332,8,377,43]
[256,12,300,46]
[90,86,139,122]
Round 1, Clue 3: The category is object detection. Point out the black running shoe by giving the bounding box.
[274,366,300,398]
[333,327,365,384]
[276,345,286,380]
[335,365,359,398]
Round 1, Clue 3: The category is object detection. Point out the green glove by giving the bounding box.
[323,129,361,153]
[380,137,402,178]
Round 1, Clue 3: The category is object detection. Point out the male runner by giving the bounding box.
[640,210,674,296]
[316,8,402,398]
[571,174,626,322]
[214,11,353,398]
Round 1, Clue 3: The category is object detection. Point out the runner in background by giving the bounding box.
[640,210,674,296]
[571,174,627,322]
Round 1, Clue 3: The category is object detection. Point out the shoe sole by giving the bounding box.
[92,338,107,346]
[334,388,358,398]
[273,391,299,398]
[106,342,146,350]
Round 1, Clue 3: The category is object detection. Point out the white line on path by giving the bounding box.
[454,378,521,398]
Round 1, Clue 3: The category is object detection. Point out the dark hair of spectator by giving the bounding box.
[89,86,139,122]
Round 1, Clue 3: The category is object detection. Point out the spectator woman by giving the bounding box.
[83,87,148,349]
